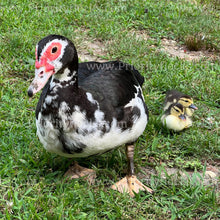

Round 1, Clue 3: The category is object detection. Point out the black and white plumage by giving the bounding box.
[28,35,152,196]
[164,90,198,117]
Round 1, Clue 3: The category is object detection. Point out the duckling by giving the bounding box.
[161,103,192,131]
[164,90,198,117]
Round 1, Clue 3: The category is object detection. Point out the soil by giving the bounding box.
[78,39,108,62]
[133,30,219,61]
[160,38,220,62]
[74,28,108,62]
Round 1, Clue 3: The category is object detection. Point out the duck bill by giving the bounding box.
[179,114,186,120]
[28,67,54,97]
[189,104,198,110]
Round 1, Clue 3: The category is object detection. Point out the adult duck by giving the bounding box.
[28,35,153,197]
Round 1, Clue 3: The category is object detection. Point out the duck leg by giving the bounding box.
[111,144,153,197]
[64,161,96,185]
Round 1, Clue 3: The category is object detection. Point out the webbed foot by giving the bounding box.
[64,162,96,185]
[111,175,153,197]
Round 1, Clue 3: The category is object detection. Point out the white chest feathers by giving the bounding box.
[36,90,148,158]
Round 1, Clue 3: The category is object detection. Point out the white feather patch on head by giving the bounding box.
[38,39,69,74]
[39,39,68,61]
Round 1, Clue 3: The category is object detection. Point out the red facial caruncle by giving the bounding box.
[35,42,62,72]
[28,41,63,97]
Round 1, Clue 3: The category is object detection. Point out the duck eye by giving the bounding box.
[51,47,58,53]
[184,100,189,103]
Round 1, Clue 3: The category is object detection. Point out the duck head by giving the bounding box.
[28,35,78,97]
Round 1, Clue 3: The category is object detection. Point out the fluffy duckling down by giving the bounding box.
[164,90,198,117]
[161,103,192,132]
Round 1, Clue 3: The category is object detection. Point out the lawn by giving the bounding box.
[0,0,220,219]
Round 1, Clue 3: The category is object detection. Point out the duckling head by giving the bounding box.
[178,96,198,110]
[161,103,193,131]
[170,103,186,120]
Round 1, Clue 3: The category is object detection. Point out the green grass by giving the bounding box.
[0,0,220,219]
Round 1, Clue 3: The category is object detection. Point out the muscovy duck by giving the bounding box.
[164,90,198,117]
[27,35,153,196]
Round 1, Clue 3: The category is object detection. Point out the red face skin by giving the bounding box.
[35,42,62,71]
[28,42,62,97]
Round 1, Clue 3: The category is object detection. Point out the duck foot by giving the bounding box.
[111,175,153,197]
[64,162,96,185]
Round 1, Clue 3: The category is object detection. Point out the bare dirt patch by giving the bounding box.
[78,40,108,62]
[160,38,220,61]
[132,30,219,61]
[74,28,108,62]
[130,30,150,41]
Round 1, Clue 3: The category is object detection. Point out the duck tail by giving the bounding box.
[116,61,144,87]
[132,67,144,87]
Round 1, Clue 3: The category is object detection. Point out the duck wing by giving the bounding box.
[79,63,146,122]
[78,61,144,86]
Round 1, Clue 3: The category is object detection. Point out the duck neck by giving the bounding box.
[52,53,79,86]
[53,60,79,86]
[53,68,77,83]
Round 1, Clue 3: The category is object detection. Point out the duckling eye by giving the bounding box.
[184,100,189,103]
[51,47,58,53]
[174,108,180,113]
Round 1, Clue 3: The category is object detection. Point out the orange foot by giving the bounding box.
[64,162,96,185]
[111,175,153,197]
